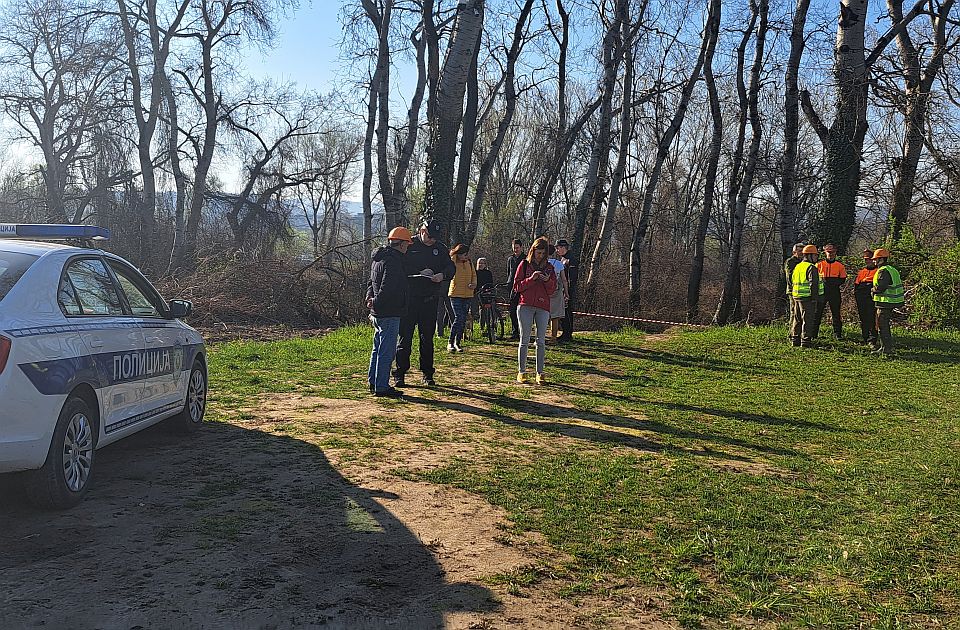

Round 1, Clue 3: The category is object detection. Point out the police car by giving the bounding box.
[0,224,207,509]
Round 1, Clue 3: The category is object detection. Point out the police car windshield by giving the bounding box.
[0,251,39,303]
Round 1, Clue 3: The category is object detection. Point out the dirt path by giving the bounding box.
[0,337,682,629]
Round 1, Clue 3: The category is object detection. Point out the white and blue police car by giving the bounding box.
[0,224,207,509]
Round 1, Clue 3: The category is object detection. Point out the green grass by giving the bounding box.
[207,324,960,627]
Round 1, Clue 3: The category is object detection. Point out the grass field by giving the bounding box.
[207,324,960,628]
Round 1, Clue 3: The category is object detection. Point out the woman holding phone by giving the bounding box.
[512,237,557,384]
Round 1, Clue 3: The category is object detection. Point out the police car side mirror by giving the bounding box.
[168,299,193,319]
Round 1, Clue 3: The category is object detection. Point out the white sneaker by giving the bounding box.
[454,342,464,353]
[447,343,456,353]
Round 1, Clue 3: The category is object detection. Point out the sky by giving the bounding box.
[245,1,346,93]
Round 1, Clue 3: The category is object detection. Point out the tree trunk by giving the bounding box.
[452,27,482,243]
[424,0,485,242]
[530,1,569,236]
[466,0,535,246]
[628,6,712,309]
[686,0,722,322]
[800,0,928,251]
[774,0,812,317]
[888,0,954,243]
[570,0,623,260]
[715,0,768,325]
[586,0,633,294]
[371,0,397,226]
[392,26,429,226]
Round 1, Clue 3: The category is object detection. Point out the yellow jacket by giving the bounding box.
[449,259,477,298]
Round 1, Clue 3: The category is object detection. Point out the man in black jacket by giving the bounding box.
[394,219,456,387]
[366,227,412,398]
[555,239,579,343]
[506,239,524,340]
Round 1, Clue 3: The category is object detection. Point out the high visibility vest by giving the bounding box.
[873,265,905,305]
[792,261,824,298]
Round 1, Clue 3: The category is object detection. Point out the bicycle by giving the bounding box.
[477,283,508,343]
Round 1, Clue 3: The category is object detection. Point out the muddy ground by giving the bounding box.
[0,394,674,629]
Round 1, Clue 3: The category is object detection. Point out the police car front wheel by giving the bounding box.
[167,361,207,433]
[25,396,96,510]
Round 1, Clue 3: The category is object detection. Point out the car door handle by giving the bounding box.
[88,337,104,349]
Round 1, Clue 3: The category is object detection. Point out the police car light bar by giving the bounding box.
[0,224,111,241]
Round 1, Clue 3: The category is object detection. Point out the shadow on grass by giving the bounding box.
[565,338,776,374]
[0,422,497,629]
[417,386,801,461]
[553,384,850,433]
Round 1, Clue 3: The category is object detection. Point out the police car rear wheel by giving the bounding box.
[167,362,207,433]
[25,396,96,510]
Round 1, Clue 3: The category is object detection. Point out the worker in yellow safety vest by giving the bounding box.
[790,245,824,348]
[871,248,904,356]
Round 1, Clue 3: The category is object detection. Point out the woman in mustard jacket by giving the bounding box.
[447,243,477,352]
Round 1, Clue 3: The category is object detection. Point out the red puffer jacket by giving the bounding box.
[513,259,557,312]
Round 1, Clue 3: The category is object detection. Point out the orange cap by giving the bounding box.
[387,227,413,243]
[802,245,819,255]
[873,248,890,259]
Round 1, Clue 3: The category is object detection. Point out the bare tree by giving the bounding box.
[715,0,768,325]
[0,0,127,223]
[686,0,722,322]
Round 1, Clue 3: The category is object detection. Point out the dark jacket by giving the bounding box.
[784,256,801,294]
[476,268,494,292]
[366,246,408,318]
[561,254,579,292]
[402,237,456,298]
[507,254,524,297]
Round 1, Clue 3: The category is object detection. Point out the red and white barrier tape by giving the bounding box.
[493,302,706,328]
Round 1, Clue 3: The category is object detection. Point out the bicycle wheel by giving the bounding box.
[487,308,496,343]
[496,308,506,341]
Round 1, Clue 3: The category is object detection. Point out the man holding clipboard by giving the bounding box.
[394,219,456,387]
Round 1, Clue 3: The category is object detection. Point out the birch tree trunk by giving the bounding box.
[424,0,485,242]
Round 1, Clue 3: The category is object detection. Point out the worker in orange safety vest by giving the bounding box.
[853,249,879,346]
[815,243,847,340]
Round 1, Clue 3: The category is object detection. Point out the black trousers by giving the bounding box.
[855,289,877,343]
[395,295,438,379]
[816,290,842,337]
[509,293,521,337]
[559,288,576,339]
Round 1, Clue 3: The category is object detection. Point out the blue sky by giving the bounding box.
[245,1,345,91]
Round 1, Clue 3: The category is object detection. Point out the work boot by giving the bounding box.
[422,376,436,387]
[393,375,405,388]
[375,387,404,399]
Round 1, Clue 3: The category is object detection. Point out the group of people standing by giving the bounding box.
[785,243,905,355]
[365,220,579,397]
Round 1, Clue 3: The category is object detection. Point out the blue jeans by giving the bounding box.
[368,316,400,392]
[449,297,471,344]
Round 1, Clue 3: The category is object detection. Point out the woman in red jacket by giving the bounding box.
[512,237,557,384]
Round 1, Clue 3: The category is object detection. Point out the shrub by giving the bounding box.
[909,240,960,328]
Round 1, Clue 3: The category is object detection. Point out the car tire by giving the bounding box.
[25,396,96,510]
[167,361,207,433]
